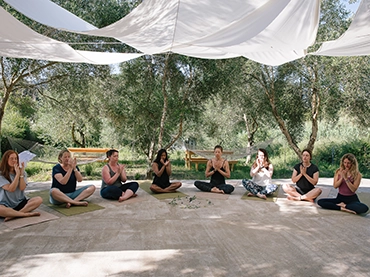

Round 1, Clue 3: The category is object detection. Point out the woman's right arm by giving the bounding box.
[152,162,165,177]
[291,168,301,183]
[250,163,259,177]
[205,160,214,178]
[0,174,21,193]
[333,170,342,188]
[102,165,119,185]
[54,169,73,185]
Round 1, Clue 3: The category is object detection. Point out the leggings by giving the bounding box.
[101,182,139,200]
[194,181,234,194]
[242,179,278,196]
[317,193,369,214]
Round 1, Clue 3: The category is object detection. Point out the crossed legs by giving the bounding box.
[282,184,322,202]
[150,182,182,193]
[0,196,42,222]
[50,185,96,208]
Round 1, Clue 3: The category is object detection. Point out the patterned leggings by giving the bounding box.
[242,179,278,196]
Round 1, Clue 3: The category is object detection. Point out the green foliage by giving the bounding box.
[25,162,53,182]
[2,107,30,138]
[84,164,94,176]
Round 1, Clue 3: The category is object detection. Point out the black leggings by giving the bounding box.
[317,193,369,214]
[100,182,139,200]
[194,181,234,194]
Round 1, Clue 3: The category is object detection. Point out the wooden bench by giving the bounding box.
[185,150,238,171]
[68,147,111,162]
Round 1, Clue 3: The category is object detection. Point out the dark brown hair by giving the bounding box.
[302,148,312,160]
[253,148,270,168]
[214,145,223,152]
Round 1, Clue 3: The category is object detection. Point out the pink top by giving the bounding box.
[338,175,355,196]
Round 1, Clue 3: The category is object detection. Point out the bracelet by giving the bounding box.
[20,175,24,178]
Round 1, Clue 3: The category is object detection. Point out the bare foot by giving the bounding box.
[4,212,41,222]
[337,202,357,214]
[257,193,267,200]
[300,196,314,203]
[247,192,254,197]
[211,187,224,194]
[340,207,357,214]
[118,196,125,202]
[65,203,72,209]
[74,201,88,207]
[287,195,300,201]
[164,189,177,193]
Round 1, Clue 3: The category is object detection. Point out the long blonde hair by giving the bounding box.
[337,153,360,180]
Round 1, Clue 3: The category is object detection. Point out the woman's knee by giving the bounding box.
[353,204,369,214]
[223,185,234,194]
[282,184,293,193]
[150,184,160,193]
[30,196,43,205]
[87,185,96,193]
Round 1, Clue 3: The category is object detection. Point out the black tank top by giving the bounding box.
[210,159,226,186]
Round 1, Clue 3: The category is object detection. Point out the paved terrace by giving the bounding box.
[1,178,370,277]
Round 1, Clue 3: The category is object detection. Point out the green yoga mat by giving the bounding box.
[27,190,104,216]
[139,181,187,199]
[241,185,281,202]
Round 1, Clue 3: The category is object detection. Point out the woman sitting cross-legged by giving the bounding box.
[150,149,182,193]
[317,153,369,215]
[282,148,322,202]
[50,149,96,208]
[0,150,42,222]
[242,148,278,200]
[101,149,139,202]
[194,145,234,194]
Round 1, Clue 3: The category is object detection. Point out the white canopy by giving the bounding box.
[1,0,369,66]
[314,0,370,56]
[0,6,142,64]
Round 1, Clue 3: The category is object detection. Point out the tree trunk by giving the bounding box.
[243,114,258,164]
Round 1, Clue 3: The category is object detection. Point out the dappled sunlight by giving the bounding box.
[2,249,180,276]
[242,221,291,232]
[275,198,321,215]
[321,262,350,276]
[207,215,222,219]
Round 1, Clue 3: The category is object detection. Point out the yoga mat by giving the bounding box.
[241,185,282,202]
[2,210,59,230]
[139,181,187,199]
[27,190,105,216]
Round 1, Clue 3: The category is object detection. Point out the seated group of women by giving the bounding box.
[154,145,368,216]
[0,145,368,222]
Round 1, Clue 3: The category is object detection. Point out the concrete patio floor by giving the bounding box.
[1,178,370,277]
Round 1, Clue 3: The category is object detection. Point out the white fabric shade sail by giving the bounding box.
[0,6,142,64]
[313,0,370,57]
[1,0,369,66]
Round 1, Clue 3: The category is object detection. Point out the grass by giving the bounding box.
[24,158,301,182]
[25,144,370,182]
